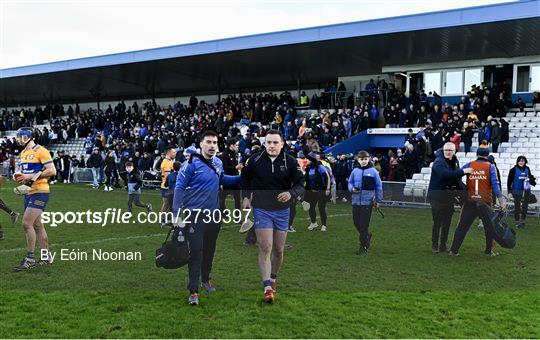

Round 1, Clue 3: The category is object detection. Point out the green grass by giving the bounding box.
[0,182,539,338]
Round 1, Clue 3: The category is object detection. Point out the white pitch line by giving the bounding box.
[0,213,352,254]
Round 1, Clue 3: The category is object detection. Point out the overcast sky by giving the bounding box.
[0,0,514,70]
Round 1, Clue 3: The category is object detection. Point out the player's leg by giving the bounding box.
[270,229,287,292]
[201,221,221,292]
[160,191,170,226]
[33,214,52,264]
[269,208,290,293]
[477,205,498,255]
[318,190,328,231]
[449,202,476,255]
[14,207,42,270]
[186,221,205,305]
[253,208,275,303]
[256,227,274,302]
[306,191,318,230]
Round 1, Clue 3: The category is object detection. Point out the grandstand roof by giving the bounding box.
[1,0,540,106]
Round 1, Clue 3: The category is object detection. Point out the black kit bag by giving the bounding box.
[155,226,190,269]
[476,202,516,249]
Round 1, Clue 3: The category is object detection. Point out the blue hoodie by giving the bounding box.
[172,154,240,213]
[348,164,383,205]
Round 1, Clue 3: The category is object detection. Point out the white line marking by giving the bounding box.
[0,213,352,254]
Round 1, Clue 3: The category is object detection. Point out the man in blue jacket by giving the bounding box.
[172,130,240,306]
[427,142,473,253]
[348,151,383,256]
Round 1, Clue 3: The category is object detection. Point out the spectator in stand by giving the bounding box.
[299,91,309,107]
[500,118,509,143]
[532,91,540,105]
[369,104,379,128]
[490,119,501,153]
[450,132,461,153]
[477,121,491,146]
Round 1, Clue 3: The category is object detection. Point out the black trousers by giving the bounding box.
[335,176,350,200]
[305,190,328,225]
[430,201,454,249]
[450,201,495,254]
[352,205,373,249]
[220,187,241,211]
[186,221,221,293]
[512,192,529,221]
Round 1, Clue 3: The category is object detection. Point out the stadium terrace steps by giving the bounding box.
[405,111,540,209]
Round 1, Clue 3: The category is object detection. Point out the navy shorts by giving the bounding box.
[24,193,50,211]
[253,208,290,232]
[161,188,169,198]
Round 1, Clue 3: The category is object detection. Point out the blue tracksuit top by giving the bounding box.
[172,154,240,212]
[348,165,383,205]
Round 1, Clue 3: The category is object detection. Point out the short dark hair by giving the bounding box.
[266,129,284,141]
[173,161,181,172]
[357,150,370,159]
[200,130,218,141]
[125,162,134,167]
[227,137,239,147]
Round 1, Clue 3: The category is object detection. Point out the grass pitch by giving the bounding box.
[0,182,539,338]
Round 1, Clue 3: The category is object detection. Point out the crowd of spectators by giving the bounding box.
[2,86,537,187]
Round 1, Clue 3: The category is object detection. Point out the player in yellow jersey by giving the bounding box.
[160,147,177,227]
[12,128,57,271]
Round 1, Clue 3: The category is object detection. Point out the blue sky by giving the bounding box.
[0,0,514,69]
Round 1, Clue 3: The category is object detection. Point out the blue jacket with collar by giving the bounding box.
[172,154,240,213]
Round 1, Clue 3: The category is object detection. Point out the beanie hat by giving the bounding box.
[477,145,490,157]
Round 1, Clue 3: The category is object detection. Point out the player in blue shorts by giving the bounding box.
[12,128,57,271]
[241,130,304,303]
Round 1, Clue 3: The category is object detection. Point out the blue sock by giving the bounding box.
[263,280,272,289]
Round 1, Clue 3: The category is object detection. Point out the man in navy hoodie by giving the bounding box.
[172,130,240,306]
